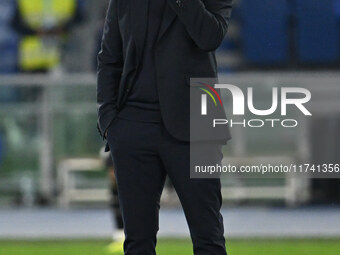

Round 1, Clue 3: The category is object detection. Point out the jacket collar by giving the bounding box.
[130,0,177,63]
[156,3,177,44]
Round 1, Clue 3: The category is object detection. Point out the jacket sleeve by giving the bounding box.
[97,0,123,140]
[166,0,233,51]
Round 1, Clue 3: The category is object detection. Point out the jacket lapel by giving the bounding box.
[130,0,177,62]
[130,0,149,64]
[156,3,177,44]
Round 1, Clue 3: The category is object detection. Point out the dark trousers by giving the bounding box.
[106,117,227,255]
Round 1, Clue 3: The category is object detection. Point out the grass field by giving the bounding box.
[1,239,340,255]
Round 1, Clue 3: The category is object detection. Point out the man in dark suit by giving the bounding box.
[97,0,233,254]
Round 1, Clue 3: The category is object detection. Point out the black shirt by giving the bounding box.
[118,0,166,122]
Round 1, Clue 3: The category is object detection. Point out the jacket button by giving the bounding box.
[176,0,183,7]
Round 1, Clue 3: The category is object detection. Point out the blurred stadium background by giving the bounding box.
[1,0,340,254]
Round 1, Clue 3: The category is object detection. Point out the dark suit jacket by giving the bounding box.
[97,0,233,152]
